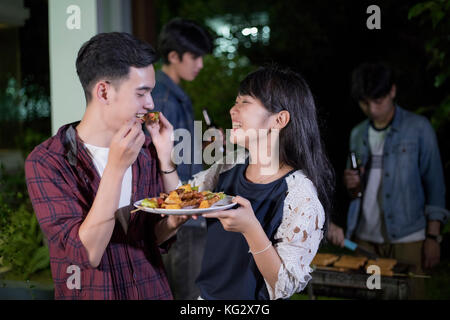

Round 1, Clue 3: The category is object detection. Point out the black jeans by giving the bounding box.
[162,221,207,300]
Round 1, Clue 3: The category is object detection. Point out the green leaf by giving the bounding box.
[430,6,446,27]
[408,2,435,19]
[434,73,448,87]
[443,222,450,235]
[25,246,50,278]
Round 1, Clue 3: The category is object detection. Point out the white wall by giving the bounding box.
[49,0,97,134]
[48,0,132,135]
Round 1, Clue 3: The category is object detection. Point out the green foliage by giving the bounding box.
[408,0,449,28]
[0,169,50,280]
[0,77,51,153]
[14,127,50,159]
[0,77,50,123]
[409,0,450,131]
[425,261,450,299]
[181,54,255,130]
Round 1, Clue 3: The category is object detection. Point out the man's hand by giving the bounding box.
[327,222,345,247]
[154,214,199,246]
[423,238,440,270]
[108,121,145,173]
[164,214,198,230]
[145,112,174,166]
[343,167,364,198]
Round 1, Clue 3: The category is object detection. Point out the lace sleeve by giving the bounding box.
[187,162,222,191]
[188,148,248,191]
[265,171,325,300]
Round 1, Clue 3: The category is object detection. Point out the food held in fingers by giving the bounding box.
[135,111,160,123]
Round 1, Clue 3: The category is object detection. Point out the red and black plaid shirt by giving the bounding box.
[25,122,173,300]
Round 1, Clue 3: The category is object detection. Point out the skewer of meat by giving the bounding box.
[180,199,202,208]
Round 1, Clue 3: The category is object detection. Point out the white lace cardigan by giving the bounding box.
[186,151,325,300]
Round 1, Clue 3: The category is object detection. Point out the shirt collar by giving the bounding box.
[61,122,152,166]
[389,104,402,131]
[156,69,190,102]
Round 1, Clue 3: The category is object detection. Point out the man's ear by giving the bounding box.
[95,81,110,104]
[167,51,181,65]
[272,110,290,129]
[390,84,396,100]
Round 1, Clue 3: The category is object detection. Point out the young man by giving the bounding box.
[151,18,213,300]
[25,32,187,299]
[329,62,448,298]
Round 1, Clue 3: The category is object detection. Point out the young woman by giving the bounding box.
[184,65,335,300]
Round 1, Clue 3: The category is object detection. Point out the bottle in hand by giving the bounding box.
[202,108,224,153]
[349,151,362,198]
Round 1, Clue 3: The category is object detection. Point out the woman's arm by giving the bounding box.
[242,218,282,290]
[203,173,325,300]
[202,196,282,292]
[266,177,325,299]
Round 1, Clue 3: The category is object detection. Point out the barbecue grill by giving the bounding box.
[308,261,421,300]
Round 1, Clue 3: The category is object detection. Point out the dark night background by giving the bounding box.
[11,0,450,228]
[1,1,449,296]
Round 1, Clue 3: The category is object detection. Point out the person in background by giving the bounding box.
[328,62,449,299]
[25,32,190,299]
[151,18,213,300]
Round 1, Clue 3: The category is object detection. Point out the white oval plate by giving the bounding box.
[133,195,237,215]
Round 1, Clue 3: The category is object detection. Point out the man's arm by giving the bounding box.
[159,160,181,193]
[146,112,181,192]
[26,159,94,270]
[78,166,124,267]
[146,111,195,241]
[419,119,448,223]
[419,119,448,269]
[79,122,146,268]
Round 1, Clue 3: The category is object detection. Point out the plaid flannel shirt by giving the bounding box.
[25,122,173,300]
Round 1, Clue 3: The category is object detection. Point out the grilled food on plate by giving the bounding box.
[140,184,226,209]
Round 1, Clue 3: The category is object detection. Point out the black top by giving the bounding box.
[196,158,295,299]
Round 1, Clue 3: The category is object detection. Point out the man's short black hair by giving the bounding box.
[158,18,213,64]
[76,32,158,102]
[351,62,395,102]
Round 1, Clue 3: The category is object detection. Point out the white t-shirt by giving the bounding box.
[84,143,133,209]
[355,125,425,244]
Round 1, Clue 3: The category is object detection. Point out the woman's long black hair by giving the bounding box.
[238,65,335,235]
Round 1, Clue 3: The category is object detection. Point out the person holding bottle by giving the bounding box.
[328,62,448,299]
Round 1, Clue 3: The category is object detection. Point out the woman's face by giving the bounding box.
[229,94,274,149]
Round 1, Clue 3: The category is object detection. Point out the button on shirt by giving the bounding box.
[356,122,425,244]
[356,124,390,243]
